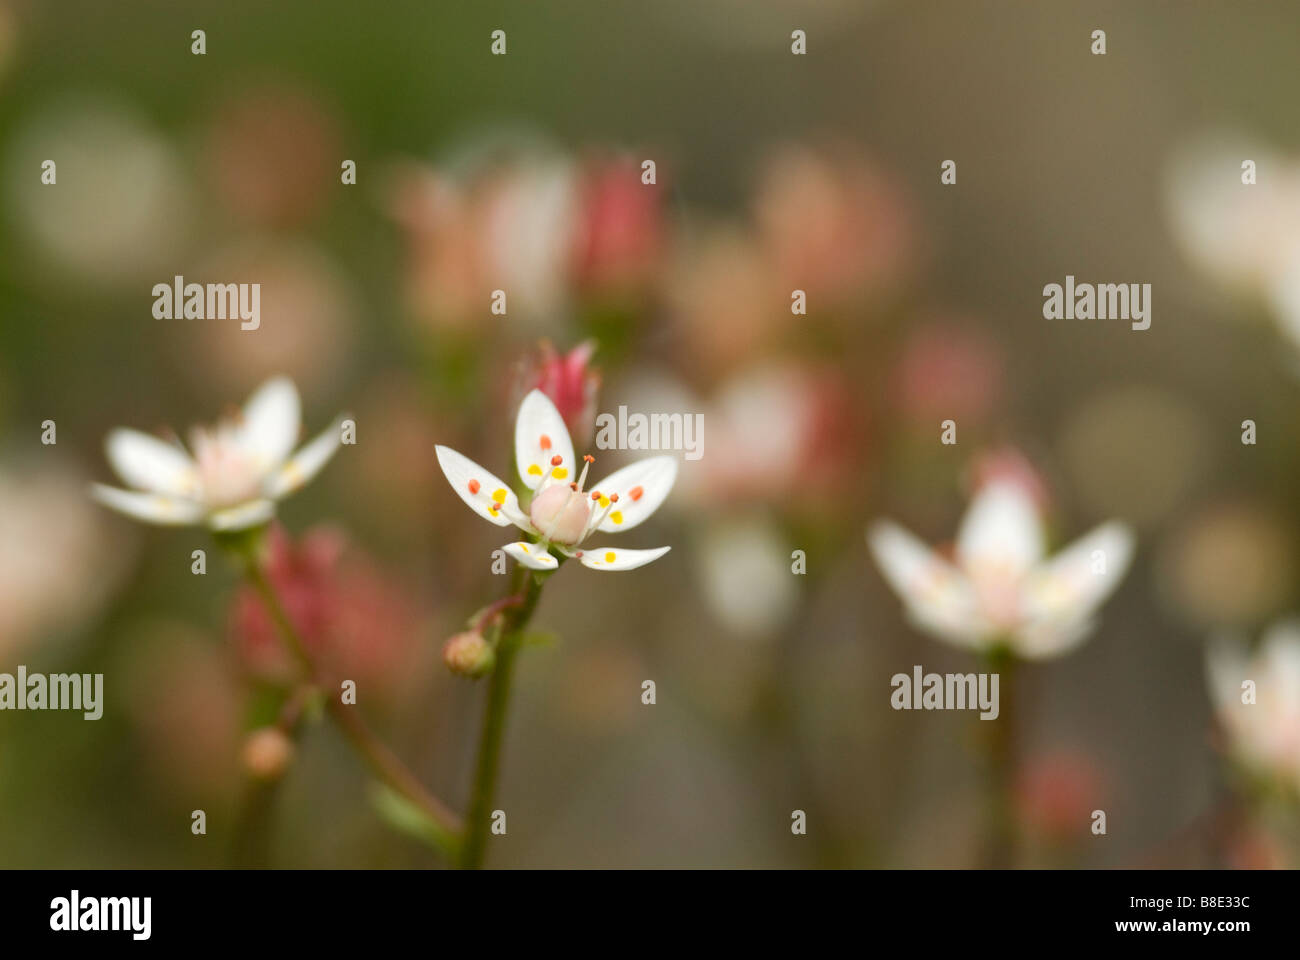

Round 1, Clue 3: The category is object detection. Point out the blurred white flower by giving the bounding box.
[697,516,798,637]
[436,389,675,572]
[385,140,580,332]
[1166,131,1300,351]
[91,376,343,531]
[0,459,116,657]
[1166,132,1300,292]
[5,96,191,286]
[868,471,1134,659]
[1208,621,1300,793]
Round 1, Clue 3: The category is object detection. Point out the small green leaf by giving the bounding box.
[369,783,459,859]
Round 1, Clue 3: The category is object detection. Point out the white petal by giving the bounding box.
[105,428,198,496]
[956,480,1044,582]
[502,540,559,570]
[209,498,277,531]
[436,445,527,528]
[90,483,204,526]
[264,418,343,499]
[239,376,302,471]
[867,521,990,649]
[1014,618,1097,662]
[587,455,678,534]
[576,545,670,571]
[1259,620,1300,710]
[514,389,575,491]
[1017,522,1134,658]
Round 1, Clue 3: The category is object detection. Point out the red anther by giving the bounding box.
[569,482,578,491]
[540,434,552,450]
[583,454,595,463]
[550,454,563,466]
[610,493,620,503]
[591,491,601,500]
[467,479,481,495]
[575,551,584,558]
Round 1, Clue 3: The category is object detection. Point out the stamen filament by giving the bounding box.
[579,491,619,545]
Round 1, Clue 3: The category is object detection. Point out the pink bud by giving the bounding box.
[517,340,600,446]
[243,727,295,779]
[443,631,496,678]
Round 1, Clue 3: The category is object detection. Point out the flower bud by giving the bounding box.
[443,630,495,678]
[516,340,599,447]
[242,727,294,779]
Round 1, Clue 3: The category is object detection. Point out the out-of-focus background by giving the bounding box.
[2,0,1299,868]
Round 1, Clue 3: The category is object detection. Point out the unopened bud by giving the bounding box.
[243,727,294,779]
[443,630,495,678]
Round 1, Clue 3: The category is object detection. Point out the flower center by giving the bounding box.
[528,452,624,547]
[969,560,1024,629]
[192,424,264,508]
[529,483,591,545]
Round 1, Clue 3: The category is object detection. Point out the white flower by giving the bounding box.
[1207,621,1300,792]
[91,376,343,531]
[867,478,1134,659]
[436,389,676,572]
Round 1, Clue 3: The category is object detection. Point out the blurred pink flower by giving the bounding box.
[896,321,1002,425]
[1014,751,1105,844]
[669,224,777,376]
[753,144,916,307]
[386,161,492,329]
[205,86,340,228]
[387,147,665,334]
[684,363,857,509]
[571,154,665,298]
[386,150,574,331]
[231,524,420,691]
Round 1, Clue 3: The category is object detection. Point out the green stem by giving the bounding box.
[229,534,463,856]
[243,559,314,675]
[981,650,1017,868]
[459,567,545,869]
[228,687,310,867]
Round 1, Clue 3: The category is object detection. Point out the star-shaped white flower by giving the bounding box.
[1207,620,1300,792]
[867,478,1134,659]
[436,389,676,572]
[91,376,344,531]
